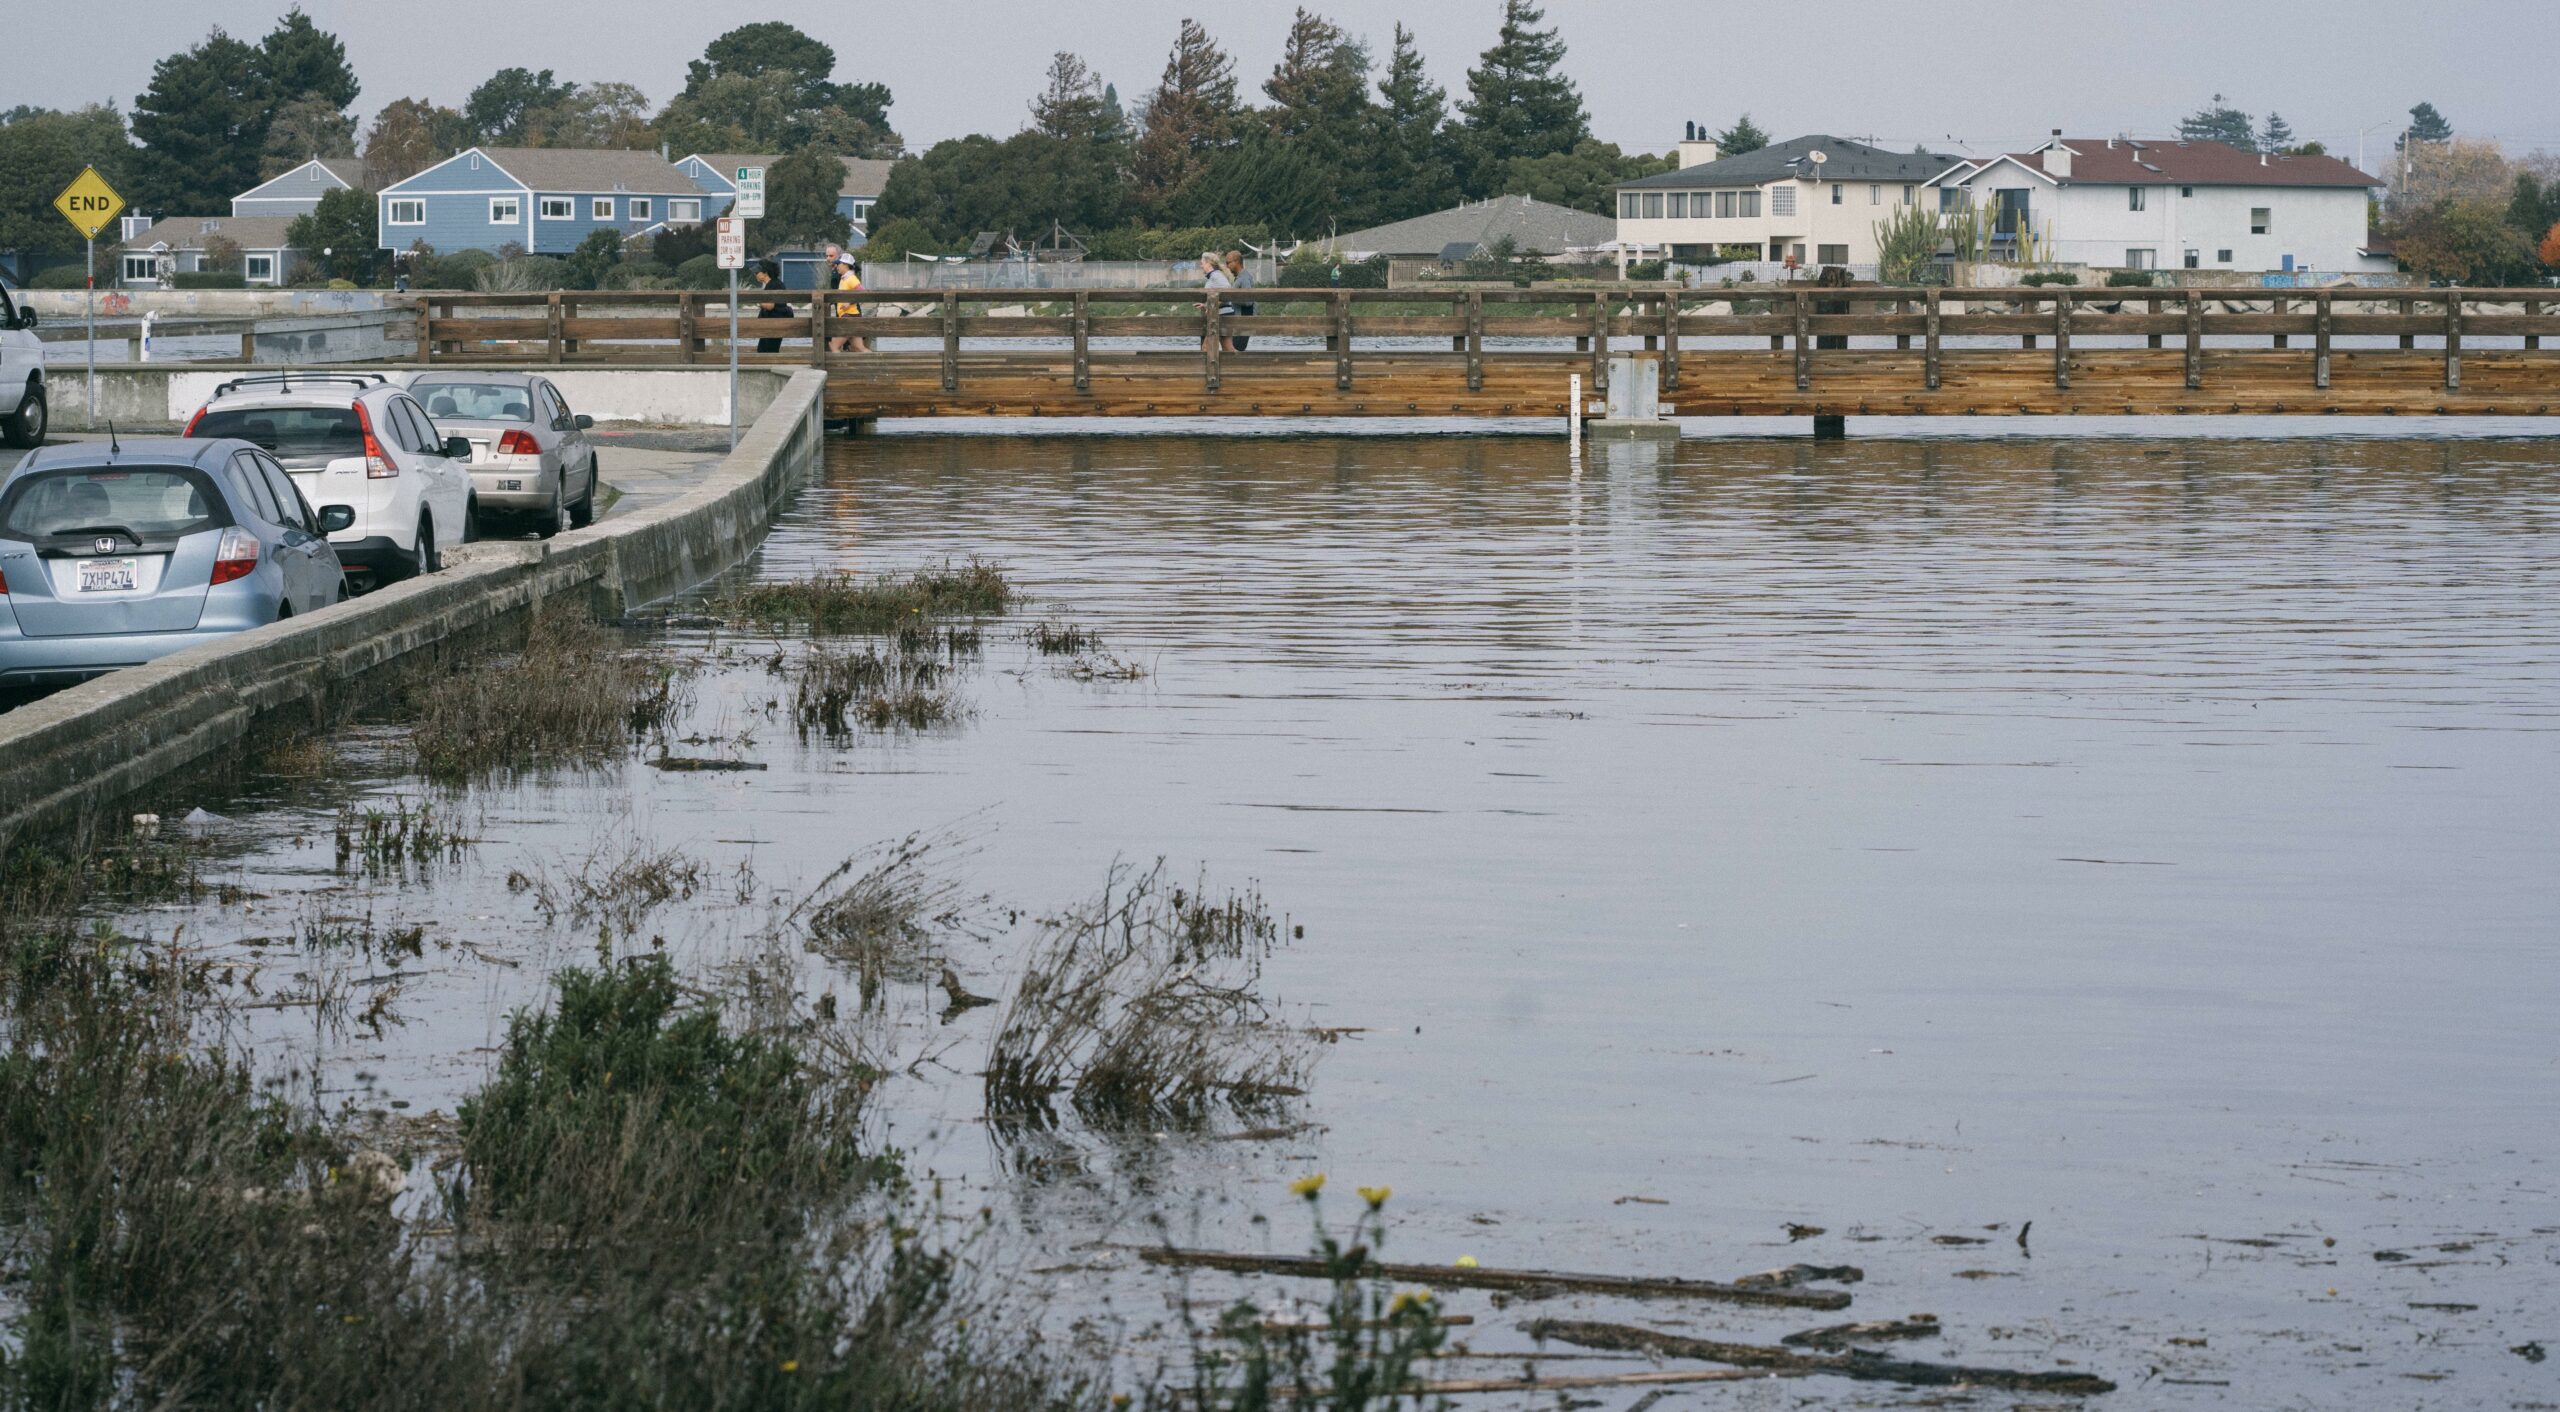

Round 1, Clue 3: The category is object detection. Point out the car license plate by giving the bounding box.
[499,478,523,491]
[79,558,138,593]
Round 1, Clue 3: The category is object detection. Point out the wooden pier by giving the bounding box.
[412,286,2560,420]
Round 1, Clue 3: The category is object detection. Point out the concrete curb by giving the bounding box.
[0,367,829,842]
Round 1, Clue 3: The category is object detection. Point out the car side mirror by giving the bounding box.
[12,307,34,330]
[443,436,473,461]
[318,505,355,533]
[573,414,593,430]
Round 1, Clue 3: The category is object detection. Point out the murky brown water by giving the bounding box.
[130,427,2560,1405]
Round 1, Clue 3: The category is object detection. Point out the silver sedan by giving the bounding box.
[409,373,601,538]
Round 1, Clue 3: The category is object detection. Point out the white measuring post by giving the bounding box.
[1568,372,1582,459]
[716,215,746,450]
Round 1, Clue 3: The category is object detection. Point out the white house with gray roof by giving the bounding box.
[1614,135,1958,268]
[1318,195,1616,262]
[374,147,704,258]
[116,216,304,288]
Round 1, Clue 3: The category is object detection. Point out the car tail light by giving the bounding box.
[210,526,260,585]
[0,564,9,594]
[183,405,206,436]
[351,402,397,478]
[497,429,541,456]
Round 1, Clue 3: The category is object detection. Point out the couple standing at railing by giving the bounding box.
[749,243,868,355]
[1199,250,1255,352]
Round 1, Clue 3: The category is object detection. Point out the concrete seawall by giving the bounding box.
[0,367,829,842]
[52,364,795,431]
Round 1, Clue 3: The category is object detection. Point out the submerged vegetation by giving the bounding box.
[788,640,964,736]
[408,612,688,781]
[720,561,1014,634]
[792,830,977,1006]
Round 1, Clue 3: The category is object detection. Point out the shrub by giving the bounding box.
[473,255,569,292]
[860,217,942,261]
[674,254,725,290]
[413,248,495,290]
[1276,249,1387,288]
[29,264,90,290]
[2104,269,2156,287]
[172,271,247,289]
[2020,270,2081,286]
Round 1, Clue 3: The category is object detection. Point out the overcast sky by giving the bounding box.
[20,0,2560,170]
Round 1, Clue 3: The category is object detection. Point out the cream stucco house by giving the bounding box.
[1613,134,1959,268]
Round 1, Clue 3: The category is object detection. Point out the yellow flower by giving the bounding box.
[781,1360,799,1373]
[1388,1290,1434,1317]
[1358,1185,1391,1210]
[1289,1172,1326,1198]
[1454,1255,1479,1268]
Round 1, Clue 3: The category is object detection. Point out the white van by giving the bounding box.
[0,275,45,449]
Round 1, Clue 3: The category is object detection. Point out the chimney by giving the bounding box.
[1677,135,1719,169]
[2042,139,2072,178]
[2260,152,2269,166]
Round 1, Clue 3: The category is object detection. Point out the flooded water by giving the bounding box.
[132,427,2560,1405]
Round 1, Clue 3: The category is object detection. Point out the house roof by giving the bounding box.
[128,215,300,252]
[387,147,699,195]
[1619,135,1958,190]
[235,158,368,203]
[1324,195,1615,257]
[682,153,898,199]
[1967,137,2378,189]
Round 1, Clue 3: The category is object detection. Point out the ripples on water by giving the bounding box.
[149,427,2560,1404]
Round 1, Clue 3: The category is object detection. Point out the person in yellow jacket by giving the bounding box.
[827,256,867,354]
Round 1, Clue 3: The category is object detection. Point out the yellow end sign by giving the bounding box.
[54,167,126,240]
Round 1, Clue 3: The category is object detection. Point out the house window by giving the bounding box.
[1830,183,1843,205]
[2129,186,2147,211]
[631,198,652,221]
[1739,190,1760,217]
[1771,185,1795,216]
[387,198,425,225]
[1869,183,1881,205]
[1818,244,1847,265]
[245,254,274,283]
[2124,249,2155,269]
[121,254,157,281]
[1718,190,1737,218]
[2181,185,2194,197]
[1667,193,1687,218]
[1789,242,1806,262]
[490,197,520,224]
[1902,184,1916,205]
[1940,186,1964,210]
[849,200,873,225]
[2217,248,2233,263]
[591,197,614,220]
[670,198,701,223]
[2250,207,2271,234]
[539,197,574,220]
[1619,193,1639,219]
[2183,249,2200,268]
[1642,192,1663,219]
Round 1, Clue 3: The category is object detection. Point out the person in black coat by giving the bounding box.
[752,260,790,354]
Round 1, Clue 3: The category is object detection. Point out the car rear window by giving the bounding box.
[0,467,226,541]
[190,405,365,458]
[411,382,535,421]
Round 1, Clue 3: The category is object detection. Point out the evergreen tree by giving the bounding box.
[2258,111,2295,154]
[873,131,1131,244]
[1171,135,1330,232]
[255,8,359,113]
[1130,18,1240,217]
[762,148,854,247]
[659,23,898,158]
[2178,94,2257,150]
[261,96,356,177]
[466,68,577,146]
[1368,24,1460,222]
[285,187,379,283]
[1712,112,1770,156]
[1031,52,1122,145]
[1457,0,1589,193]
[1263,9,1375,223]
[130,28,273,213]
[0,106,134,264]
[2402,101,2453,148]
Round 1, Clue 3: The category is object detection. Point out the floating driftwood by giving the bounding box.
[1782,1314,1941,1348]
[1526,1318,2115,1395]
[1258,1366,1804,1398]
[1134,1246,1857,1310]
[648,756,767,772]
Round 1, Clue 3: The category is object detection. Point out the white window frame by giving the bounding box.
[387,198,426,225]
[245,254,275,283]
[1869,183,1881,205]
[591,197,615,220]
[2250,207,2271,235]
[1901,184,1915,205]
[669,198,702,223]
[121,254,157,282]
[1830,183,1843,205]
[849,200,873,225]
[539,196,575,221]
[1771,185,1795,217]
[1619,193,1639,219]
[1740,190,1760,218]
[631,197,652,221]
[2129,186,2147,211]
[490,197,521,224]
[2124,248,2155,269]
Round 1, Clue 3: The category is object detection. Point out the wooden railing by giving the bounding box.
[413,287,2560,417]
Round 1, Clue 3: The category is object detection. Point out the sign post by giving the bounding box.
[732,167,765,221]
[53,167,125,429]
[715,215,746,451]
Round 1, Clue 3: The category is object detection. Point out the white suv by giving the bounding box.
[0,275,45,449]
[183,373,472,588]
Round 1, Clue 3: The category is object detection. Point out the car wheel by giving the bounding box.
[569,454,598,529]
[335,576,350,604]
[416,517,438,575]
[1,381,44,449]
[536,475,564,539]
[462,495,481,544]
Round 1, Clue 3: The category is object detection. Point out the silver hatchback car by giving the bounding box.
[0,438,350,686]
[408,372,600,538]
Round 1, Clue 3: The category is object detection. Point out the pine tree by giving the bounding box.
[2178,94,2257,151]
[2258,111,2295,154]
[2403,101,2453,147]
[1713,112,1770,157]
[1263,9,1374,222]
[1031,52,1121,145]
[256,8,359,112]
[1130,18,1240,217]
[1369,24,1460,222]
[130,28,273,213]
[1457,0,1589,194]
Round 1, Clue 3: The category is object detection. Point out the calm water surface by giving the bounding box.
[145,428,2560,1406]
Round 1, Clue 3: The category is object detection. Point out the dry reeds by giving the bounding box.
[407,613,688,781]
[719,560,1013,635]
[789,830,978,1006]
[985,862,1309,1125]
[789,642,963,737]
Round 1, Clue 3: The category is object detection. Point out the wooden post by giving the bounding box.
[2529,298,2544,351]
[810,287,830,365]
[2146,295,2162,350]
[2021,290,2037,350]
[1792,290,1810,391]
[2053,295,2071,390]
[939,291,958,395]
[1659,290,1679,392]
[1894,296,1910,351]
[1332,292,1352,391]
[2184,289,2202,390]
[238,327,255,362]
[2399,296,2414,350]
[2444,292,2461,391]
[560,294,580,359]
[2314,292,2332,390]
[1451,290,1467,353]
[1203,294,1222,392]
[679,294,698,364]
[546,291,563,364]
[1588,292,1608,395]
[1072,292,1091,393]
[2271,296,2289,350]
[1466,291,1485,392]
[415,297,434,364]
[1924,288,1942,391]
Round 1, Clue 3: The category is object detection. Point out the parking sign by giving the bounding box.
[715,216,746,270]
[733,167,765,220]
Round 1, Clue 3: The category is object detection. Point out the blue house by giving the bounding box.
[234,158,367,218]
[375,147,704,258]
[673,153,896,247]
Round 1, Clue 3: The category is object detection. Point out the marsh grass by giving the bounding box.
[1025,618,1104,656]
[509,842,706,937]
[720,560,1014,635]
[333,797,474,876]
[986,862,1310,1126]
[789,642,964,737]
[407,612,690,782]
[790,831,979,1006]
